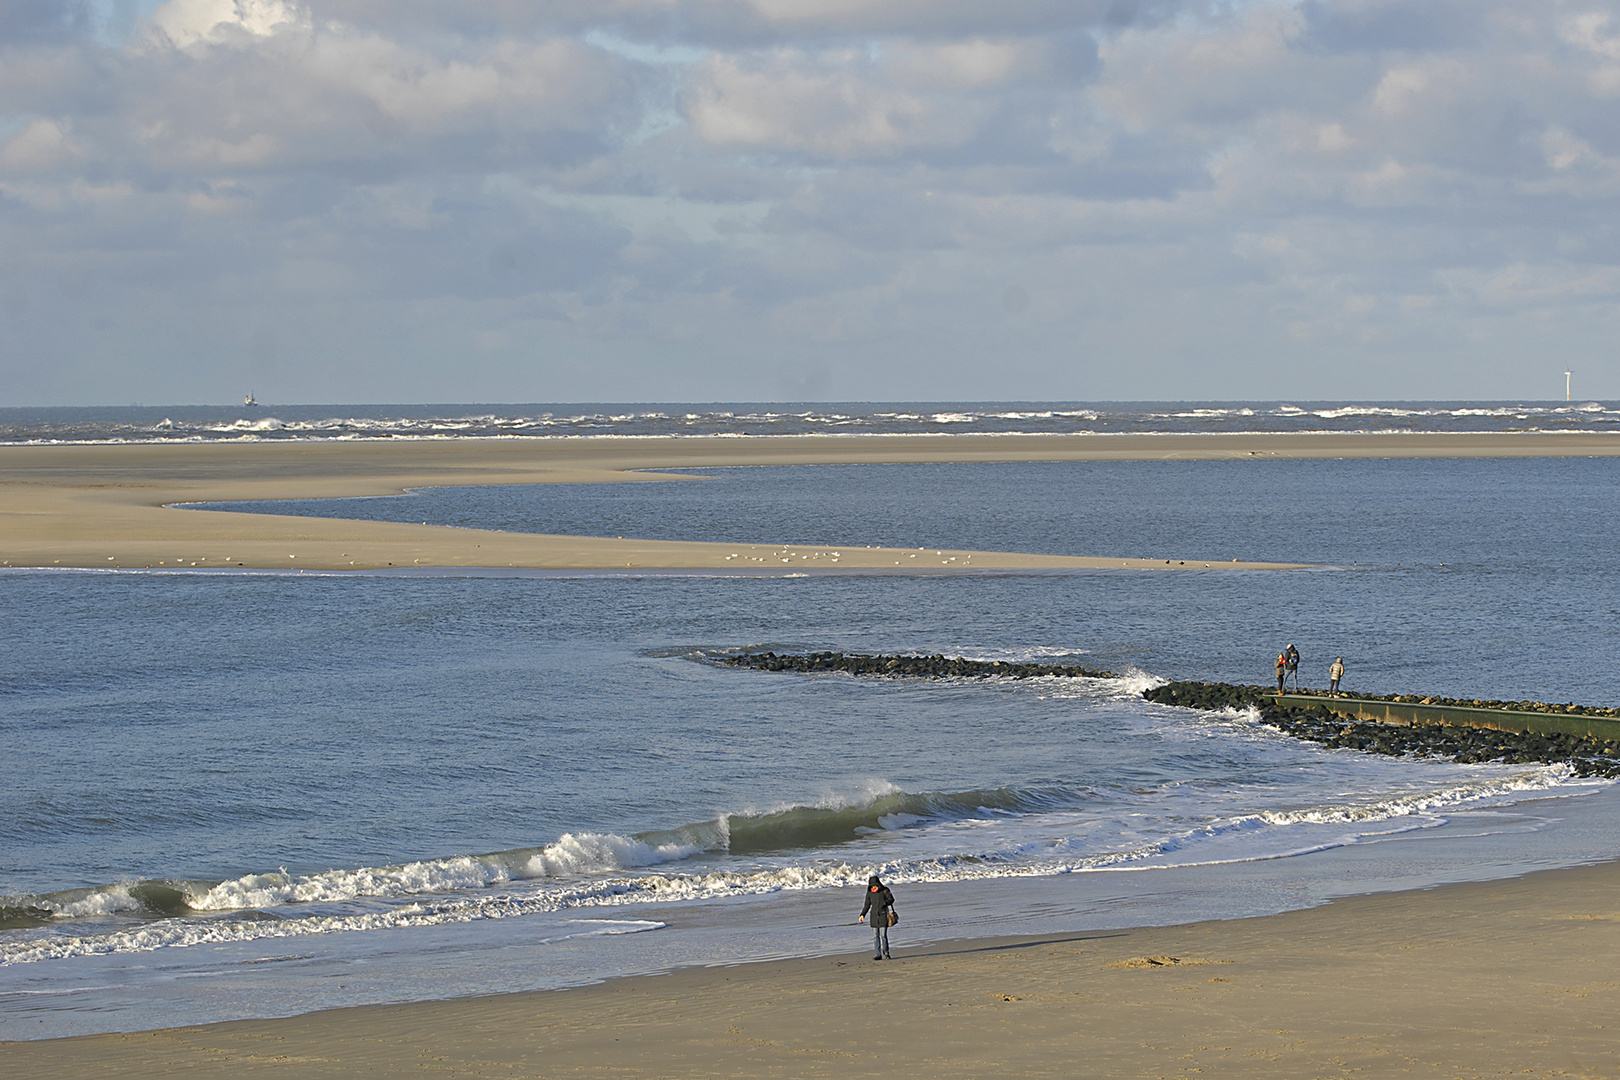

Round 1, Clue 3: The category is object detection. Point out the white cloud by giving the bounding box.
[684,49,985,158]
[149,0,305,49]
[886,39,1032,88]
[1561,10,1620,59]
[309,0,1167,43]
[3,0,1620,403]
[112,25,638,175]
[1097,3,1326,130]
[0,117,84,170]
[1371,64,1430,113]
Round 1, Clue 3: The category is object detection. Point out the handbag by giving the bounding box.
[887,910,899,927]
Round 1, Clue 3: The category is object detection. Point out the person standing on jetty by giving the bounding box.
[858,874,898,960]
[1285,644,1301,688]
[1329,657,1346,697]
[1276,652,1288,693]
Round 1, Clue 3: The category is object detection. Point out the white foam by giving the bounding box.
[1253,768,1574,826]
[524,833,700,877]
[6,762,1592,966]
[190,858,512,911]
[1,898,668,965]
[42,887,151,919]
[1012,666,1167,702]
[1109,667,1169,697]
[11,401,1620,448]
[944,645,1094,663]
[185,832,702,914]
[541,919,666,944]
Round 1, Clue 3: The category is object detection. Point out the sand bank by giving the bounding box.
[7,858,1620,1077]
[3,430,1615,571]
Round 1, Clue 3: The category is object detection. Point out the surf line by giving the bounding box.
[721,652,1620,777]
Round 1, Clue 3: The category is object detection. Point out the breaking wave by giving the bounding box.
[1,757,1589,965]
[4,400,1616,444]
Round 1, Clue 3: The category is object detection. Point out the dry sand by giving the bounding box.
[7,858,1620,1078]
[4,430,1617,572]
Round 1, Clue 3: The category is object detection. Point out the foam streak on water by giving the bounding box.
[1,721,1593,966]
[2,399,1617,443]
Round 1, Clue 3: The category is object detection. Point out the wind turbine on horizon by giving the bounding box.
[1565,370,1572,403]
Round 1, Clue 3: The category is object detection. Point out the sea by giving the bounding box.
[2,401,1619,1041]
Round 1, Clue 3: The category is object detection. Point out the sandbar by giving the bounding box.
[3,430,1616,571]
[7,857,1620,1077]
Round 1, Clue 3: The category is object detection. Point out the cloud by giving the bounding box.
[111,13,640,179]
[0,0,91,46]
[2,0,1619,404]
[148,0,305,49]
[684,49,988,160]
[309,0,1180,45]
[0,115,85,169]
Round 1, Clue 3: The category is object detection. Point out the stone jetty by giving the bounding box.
[1144,681,1620,778]
[721,651,1114,680]
[723,651,1620,777]
[1265,685,1620,720]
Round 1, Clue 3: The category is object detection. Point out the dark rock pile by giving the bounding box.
[721,651,1114,680]
[1142,682,1272,712]
[722,657,1620,777]
[1143,681,1620,778]
[1278,686,1620,719]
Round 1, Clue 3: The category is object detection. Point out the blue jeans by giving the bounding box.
[873,925,890,958]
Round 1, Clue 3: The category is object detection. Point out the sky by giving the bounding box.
[1,0,1618,405]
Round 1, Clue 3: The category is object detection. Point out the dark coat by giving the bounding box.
[860,885,896,927]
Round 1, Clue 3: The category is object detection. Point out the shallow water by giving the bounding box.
[210,457,1620,702]
[3,453,1619,1038]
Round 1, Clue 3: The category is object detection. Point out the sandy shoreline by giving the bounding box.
[7,857,1620,1077]
[4,430,1616,572]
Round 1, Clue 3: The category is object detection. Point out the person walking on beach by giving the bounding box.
[1275,652,1288,693]
[1285,644,1301,689]
[857,874,897,960]
[1329,657,1345,697]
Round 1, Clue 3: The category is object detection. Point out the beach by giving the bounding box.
[6,423,1620,1069]
[3,431,1618,571]
[7,856,1619,1077]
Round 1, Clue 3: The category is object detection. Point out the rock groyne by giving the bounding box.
[721,651,1114,680]
[1261,685,1620,720]
[722,652,1620,778]
[1143,681,1620,778]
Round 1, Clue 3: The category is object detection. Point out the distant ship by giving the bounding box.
[243,393,259,407]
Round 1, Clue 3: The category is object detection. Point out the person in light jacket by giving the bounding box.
[858,874,897,960]
[1329,657,1345,697]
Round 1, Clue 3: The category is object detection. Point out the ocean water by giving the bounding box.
[3,411,1620,1040]
[1,399,1618,443]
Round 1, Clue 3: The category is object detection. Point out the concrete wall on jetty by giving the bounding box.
[1277,694,1620,742]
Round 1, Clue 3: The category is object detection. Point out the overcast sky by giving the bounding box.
[2,1,1617,405]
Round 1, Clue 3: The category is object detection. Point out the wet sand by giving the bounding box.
[4,430,1616,571]
[7,858,1620,1077]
